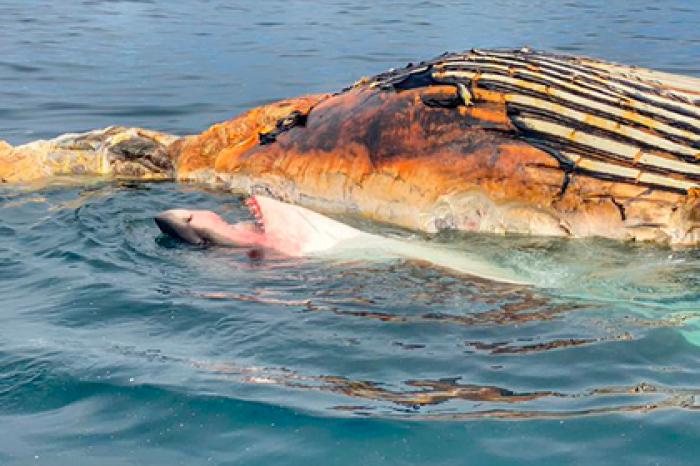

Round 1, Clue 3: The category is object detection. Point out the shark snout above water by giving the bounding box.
[154,209,206,245]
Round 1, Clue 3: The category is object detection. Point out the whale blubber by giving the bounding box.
[2,48,700,244]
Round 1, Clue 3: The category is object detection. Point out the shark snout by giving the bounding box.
[154,209,205,245]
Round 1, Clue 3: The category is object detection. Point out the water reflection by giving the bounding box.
[2,1,700,462]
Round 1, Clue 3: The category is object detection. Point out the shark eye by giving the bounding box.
[186,214,194,223]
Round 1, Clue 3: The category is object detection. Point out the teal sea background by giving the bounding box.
[2,1,700,464]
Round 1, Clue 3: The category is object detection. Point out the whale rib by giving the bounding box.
[423,50,700,191]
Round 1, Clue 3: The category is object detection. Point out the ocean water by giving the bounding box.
[2,1,700,464]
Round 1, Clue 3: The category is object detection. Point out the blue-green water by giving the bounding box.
[2,1,700,464]
[2,182,700,464]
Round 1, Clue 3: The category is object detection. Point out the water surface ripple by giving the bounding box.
[2,0,700,464]
[2,182,700,464]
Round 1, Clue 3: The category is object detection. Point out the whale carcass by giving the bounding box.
[2,48,700,244]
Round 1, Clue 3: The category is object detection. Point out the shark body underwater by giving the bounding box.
[155,195,528,284]
[4,48,700,269]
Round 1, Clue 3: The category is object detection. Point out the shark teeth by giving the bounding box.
[245,196,265,232]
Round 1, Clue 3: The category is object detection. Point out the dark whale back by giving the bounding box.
[168,48,700,244]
